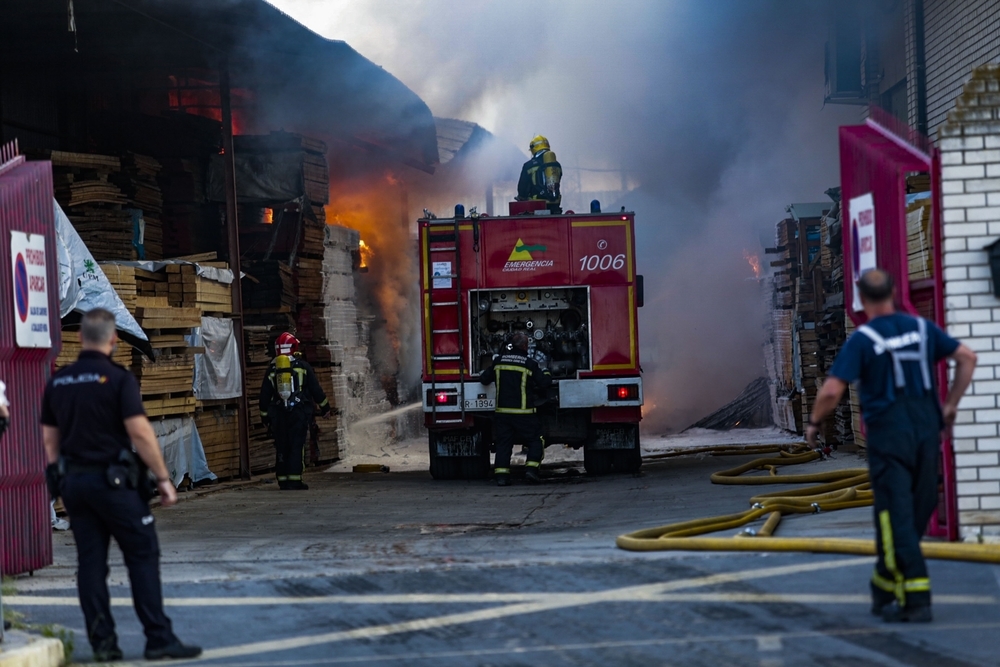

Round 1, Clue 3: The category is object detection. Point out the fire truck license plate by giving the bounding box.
[464,399,495,410]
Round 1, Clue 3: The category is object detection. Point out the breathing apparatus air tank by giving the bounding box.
[275,354,294,406]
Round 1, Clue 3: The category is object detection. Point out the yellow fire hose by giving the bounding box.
[616,444,1000,564]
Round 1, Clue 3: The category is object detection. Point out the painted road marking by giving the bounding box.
[756,635,783,651]
[112,622,1000,666]
[128,558,873,663]
[6,592,995,607]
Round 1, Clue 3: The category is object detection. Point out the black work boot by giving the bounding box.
[524,466,541,484]
[144,639,203,660]
[870,588,895,617]
[277,480,289,490]
[881,602,932,623]
[92,635,123,662]
[286,480,309,490]
[496,475,511,487]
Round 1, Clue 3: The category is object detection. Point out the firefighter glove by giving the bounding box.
[0,415,7,439]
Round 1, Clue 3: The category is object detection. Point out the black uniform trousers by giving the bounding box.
[272,406,311,481]
[61,473,175,653]
[493,413,544,474]
[866,396,941,609]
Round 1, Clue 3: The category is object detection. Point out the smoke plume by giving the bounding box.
[271,0,860,431]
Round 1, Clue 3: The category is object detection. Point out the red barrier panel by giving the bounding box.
[0,147,60,574]
[839,113,955,541]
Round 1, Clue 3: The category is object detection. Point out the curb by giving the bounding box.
[0,631,63,667]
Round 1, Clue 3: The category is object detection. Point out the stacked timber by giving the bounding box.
[166,261,233,315]
[194,408,240,480]
[133,304,201,418]
[765,200,853,446]
[55,335,132,370]
[242,261,295,311]
[114,154,164,259]
[101,263,138,313]
[38,151,164,261]
[906,174,933,282]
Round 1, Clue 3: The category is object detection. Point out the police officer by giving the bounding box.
[259,332,331,490]
[40,308,201,661]
[516,135,562,214]
[480,331,552,486]
[807,270,977,623]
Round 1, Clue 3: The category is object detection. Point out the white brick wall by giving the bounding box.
[940,65,1000,539]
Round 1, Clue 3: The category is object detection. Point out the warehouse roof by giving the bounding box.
[0,0,439,170]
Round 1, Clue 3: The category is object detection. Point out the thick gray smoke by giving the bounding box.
[271,0,860,431]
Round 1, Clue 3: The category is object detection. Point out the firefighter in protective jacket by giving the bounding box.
[517,135,562,213]
[259,332,331,490]
[479,332,552,486]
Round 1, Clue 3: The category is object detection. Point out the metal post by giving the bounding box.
[220,63,251,480]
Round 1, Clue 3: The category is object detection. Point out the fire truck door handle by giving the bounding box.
[473,218,480,252]
[636,275,644,308]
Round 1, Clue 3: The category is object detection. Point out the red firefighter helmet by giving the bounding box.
[275,332,299,356]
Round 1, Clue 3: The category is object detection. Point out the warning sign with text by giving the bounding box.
[10,231,51,348]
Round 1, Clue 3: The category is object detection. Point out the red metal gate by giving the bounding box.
[0,143,61,574]
[839,109,955,540]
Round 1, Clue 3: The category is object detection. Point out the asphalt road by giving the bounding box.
[7,450,1000,666]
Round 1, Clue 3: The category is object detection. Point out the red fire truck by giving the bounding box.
[419,202,643,479]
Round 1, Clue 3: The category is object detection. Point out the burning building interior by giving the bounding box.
[0,0,521,480]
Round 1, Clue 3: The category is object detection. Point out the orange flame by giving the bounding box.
[743,249,761,279]
[358,238,372,270]
[263,208,274,224]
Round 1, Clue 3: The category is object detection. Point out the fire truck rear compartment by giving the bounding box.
[471,287,590,378]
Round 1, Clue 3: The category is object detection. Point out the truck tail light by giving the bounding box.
[608,384,639,401]
[427,389,458,406]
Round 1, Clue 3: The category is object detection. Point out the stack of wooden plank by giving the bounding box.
[131,304,202,418]
[907,197,933,281]
[100,263,138,313]
[194,408,240,480]
[55,335,132,369]
[242,260,295,311]
[765,198,858,446]
[167,264,232,314]
[112,154,164,259]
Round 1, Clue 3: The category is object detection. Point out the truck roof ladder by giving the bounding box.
[426,218,466,427]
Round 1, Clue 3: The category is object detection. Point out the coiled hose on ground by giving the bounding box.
[616,444,1000,564]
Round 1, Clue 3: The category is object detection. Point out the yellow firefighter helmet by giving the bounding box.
[529,135,550,156]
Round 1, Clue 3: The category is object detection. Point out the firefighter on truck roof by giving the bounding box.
[517,135,562,214]
[479,331,552,486]
[259,332,331,490]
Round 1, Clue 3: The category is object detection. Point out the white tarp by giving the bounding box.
[123,260,236,285]
[188,317,243,400]
[54,200,147,341]
[152,416,217,486]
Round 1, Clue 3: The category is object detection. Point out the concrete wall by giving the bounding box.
[939,65,1000,539]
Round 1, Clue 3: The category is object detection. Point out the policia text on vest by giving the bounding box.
[258,352,331,490]
[479,344,552,486]
[807,269,977,624]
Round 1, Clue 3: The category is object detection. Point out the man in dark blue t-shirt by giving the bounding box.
[807,269,977,623]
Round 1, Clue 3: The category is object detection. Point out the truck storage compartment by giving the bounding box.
[470,286,591,378]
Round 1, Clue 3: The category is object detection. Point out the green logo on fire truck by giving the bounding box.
[504,238,554,272]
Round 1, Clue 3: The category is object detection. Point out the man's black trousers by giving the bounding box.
[866,396,941,609]
[61,473,175,654]
[271,407,311,481]
[493,413,544,474]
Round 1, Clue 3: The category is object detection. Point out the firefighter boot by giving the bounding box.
[870,581,896,616]
[881,602,932,623]
[525,461,541,484]
[495,467,511,487]
[286,480,309,490]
